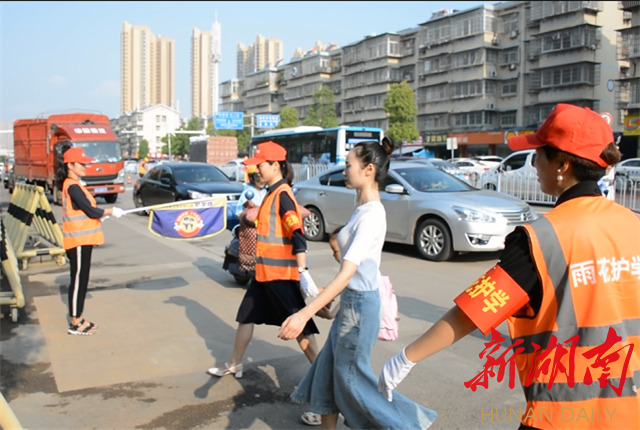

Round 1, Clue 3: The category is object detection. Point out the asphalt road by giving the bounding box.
[0,182,537,430]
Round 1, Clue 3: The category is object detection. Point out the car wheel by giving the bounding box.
[303,206,325,241]
[133,193,147,216]
[484,183,497,191]
[414,218,454,261]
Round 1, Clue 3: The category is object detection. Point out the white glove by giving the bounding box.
[299,270,319,299]
[112,207,125,218]
[378,347,416,402]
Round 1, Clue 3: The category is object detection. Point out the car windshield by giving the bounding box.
[392,167,473,192]
[173,165,229,183]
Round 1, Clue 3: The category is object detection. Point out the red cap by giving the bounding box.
[243,141,287,166]
[508,103,613,167]
[63,147,94,164]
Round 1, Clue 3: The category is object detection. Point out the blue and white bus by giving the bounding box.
[249,125,384,181]
[251,126,383,163]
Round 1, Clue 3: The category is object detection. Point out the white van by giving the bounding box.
[478,149,556,204]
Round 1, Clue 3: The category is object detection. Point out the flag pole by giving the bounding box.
[122,195,232,215]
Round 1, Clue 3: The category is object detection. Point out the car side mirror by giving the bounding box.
[384,184,405,194]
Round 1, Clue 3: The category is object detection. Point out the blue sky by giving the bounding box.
[1,1,490,124]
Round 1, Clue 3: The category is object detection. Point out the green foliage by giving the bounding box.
[277,106,299,128]
[186,116,202,130]
[383,82,419,146]
[303,85,338,128]
[138,139,149,159]
[237,129,251,155]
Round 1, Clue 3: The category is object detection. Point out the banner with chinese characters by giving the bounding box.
[148,198,227,240]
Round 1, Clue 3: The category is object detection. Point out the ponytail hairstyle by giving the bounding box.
[352,136,395,186]
[269,159,295,185]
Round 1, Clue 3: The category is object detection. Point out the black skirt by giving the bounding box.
[235,278,319,336]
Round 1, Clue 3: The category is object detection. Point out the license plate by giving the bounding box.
[94,187,108,193]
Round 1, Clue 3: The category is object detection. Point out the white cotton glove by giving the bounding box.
[299,270,319,299]
[111,207,125,218]
[378,347,416,402]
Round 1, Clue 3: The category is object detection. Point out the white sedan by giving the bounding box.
[449,158,491,183]
[615,157,640,191]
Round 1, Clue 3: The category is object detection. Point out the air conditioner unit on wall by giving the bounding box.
[492,37,500,46]
[509,63,516,71]
[490,70,497,77]
[488,103,495,109]
[510,30,519,39]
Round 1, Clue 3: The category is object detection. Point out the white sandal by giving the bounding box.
[301,411,321,426]
[206,362,243,378]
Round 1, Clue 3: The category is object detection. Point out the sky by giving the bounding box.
[0,1,491,125]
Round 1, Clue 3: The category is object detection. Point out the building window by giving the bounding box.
[540,64,595,88]
[453,111,483,126]
[500,112,517,126]
[501,82,517,96]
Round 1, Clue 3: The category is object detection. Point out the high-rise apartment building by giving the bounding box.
[121,21,175,114]
[191,18,221,120]
[236,35,284,78]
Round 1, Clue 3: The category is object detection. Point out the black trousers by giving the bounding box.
[66,245,94,319]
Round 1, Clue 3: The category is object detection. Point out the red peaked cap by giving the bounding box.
[508,103,613,167]
[243,141,287,165]
[63,147,94,164]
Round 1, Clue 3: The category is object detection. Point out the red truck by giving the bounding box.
[11,113,125,204]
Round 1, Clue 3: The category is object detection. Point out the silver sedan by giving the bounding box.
[294,161,538,261]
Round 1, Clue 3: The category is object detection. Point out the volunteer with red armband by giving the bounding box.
[378,103,640,430]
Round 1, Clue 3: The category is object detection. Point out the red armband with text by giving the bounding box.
[282,210,302,236]
[454,265,529,335]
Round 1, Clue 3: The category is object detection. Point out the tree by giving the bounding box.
[303,85,338,128]
[161,117,204,159]
[138,139,149,159]
[277,106,299,129]
[383,82,419,155]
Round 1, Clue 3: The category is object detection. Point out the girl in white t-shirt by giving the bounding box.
[279,138,436,429]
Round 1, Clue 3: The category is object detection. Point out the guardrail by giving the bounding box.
[0,218,24,323]
[480,170,639,212]
[3,183,67,270]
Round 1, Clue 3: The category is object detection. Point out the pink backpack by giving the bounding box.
[378,275,398,341]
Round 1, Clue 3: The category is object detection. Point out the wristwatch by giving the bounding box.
[298,266,308,273]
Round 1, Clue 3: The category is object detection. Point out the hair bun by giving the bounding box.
[381,136,395,156]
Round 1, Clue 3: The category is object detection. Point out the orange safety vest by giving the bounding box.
[254,182,302,282]
[61,178,105,250]
[508,196,640,429]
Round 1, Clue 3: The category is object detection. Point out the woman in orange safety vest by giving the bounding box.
[206,141,322,424]
[378,103,640,430]
[61,147,125,335]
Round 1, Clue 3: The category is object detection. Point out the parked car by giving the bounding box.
[3,156,14,189]
[472,155,503,168]
[295,161,538,261]
[133,162,244,226]
[219,158,246,182]
[124,160,138,174]
[478,150,556,204]
[448,158,491,183]
[394,157,470,183]
[615,157,640,191]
